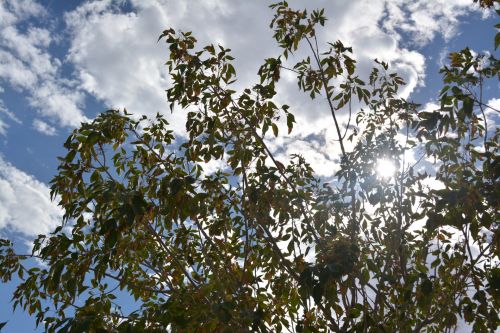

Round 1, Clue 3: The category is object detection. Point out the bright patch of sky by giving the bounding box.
[0,0,497,331]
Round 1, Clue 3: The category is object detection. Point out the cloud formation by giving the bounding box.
[58,0,477,175]
[0,156,62,237]
[0,0,483,141]
[0,0,88,135]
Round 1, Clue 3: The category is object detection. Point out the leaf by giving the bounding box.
[105,231,119,249]
[286,113,295,134]
[312,283,324,304]
[463,96,474,117]
[359,269,369,285]
[170,178,184,195]
[87,132,100,145]
[430,258,441,269]
[421,279,433,295]
[65,150,77,163]
[272,123,279,137]
[348,307,361,319]
[488,268,500,290]
[463,305,474,323]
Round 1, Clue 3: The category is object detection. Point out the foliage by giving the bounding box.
[1,2,499,332]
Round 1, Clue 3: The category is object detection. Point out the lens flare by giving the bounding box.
[376,158,396,179]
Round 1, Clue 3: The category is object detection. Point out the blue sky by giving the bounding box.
[0,0,498,331]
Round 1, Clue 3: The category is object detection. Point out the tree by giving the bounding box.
[1,2,499,332]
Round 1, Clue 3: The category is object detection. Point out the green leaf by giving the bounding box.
[359,269,370,285]
[488,267,500,290]
[421,279,433,295]
[463,96,474,116]
[65,150,77,163]
[87,132,100,145]
[272,123,279,137]
[286,113,295,134]
[348,307,361,318]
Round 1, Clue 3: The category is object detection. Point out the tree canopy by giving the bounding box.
[1,2,499,332]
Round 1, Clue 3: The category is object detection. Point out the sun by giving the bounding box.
[376,158,396,179]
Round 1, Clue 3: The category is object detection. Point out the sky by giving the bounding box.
[0,0,498,331]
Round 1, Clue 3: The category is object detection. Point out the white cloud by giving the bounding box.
[32,119,57,136]
[284,138,338,177]
[0,0,46,27]
[63,0,279,135]
[0,0,480,140]
[382,0,478,46]
[485,98,500,134]
[58,0,480,176]
[65,0,184,133]
[0,99,21,136]
[0,0,88,133]
[0,156,63,236]
[62,0,475,126]
[0,113,8,136]
[0,49,38,87]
